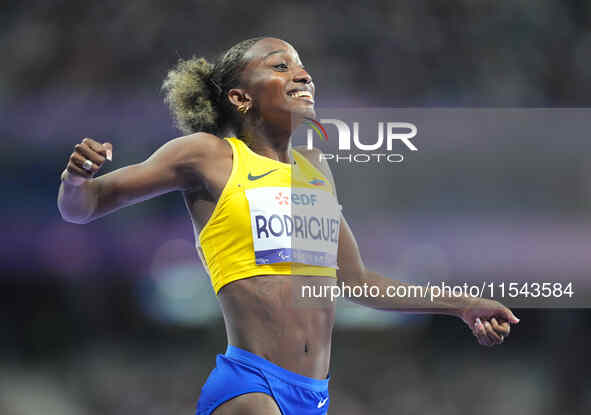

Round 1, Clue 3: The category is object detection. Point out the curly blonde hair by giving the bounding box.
[162,37,264,135]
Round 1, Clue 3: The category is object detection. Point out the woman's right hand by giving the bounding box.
[58,132,219,223]
[61,137,112,186]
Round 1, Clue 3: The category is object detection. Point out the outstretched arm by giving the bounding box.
[298,147,519,347]
[336,214,518,346]
[57,132,220,224]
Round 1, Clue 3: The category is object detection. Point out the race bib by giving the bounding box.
[245,187,341,267]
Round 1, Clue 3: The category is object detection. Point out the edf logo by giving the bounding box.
[292,193,317,206]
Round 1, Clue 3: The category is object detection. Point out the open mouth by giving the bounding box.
[287,89,315,103]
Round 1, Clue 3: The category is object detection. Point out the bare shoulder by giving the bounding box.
[160,132,231,173]
[145,132,231,191]
[167,131,230,160]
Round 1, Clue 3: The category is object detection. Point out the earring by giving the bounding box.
[238,104,250,114]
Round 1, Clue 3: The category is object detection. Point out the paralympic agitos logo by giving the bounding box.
[304,118,418,164]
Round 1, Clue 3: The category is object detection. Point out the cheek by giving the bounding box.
[252,77,287,107]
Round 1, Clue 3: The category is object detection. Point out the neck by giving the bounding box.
[239,119,293,164]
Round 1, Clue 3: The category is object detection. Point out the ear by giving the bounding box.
[227,88,252,110]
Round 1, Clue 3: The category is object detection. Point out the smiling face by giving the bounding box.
[228,38,316,133]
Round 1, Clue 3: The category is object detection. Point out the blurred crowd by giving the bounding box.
[3,1,591,106]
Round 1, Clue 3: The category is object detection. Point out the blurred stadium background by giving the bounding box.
[2,1,591,414]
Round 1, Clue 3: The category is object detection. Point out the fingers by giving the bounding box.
[472,317,511,347]
[78,138,112,160]
[103,142,113,161]
[500,306,520,324]
[483,320,503,344]
[81,137,108,157]
[62,137,112,186]
[473,318,494,347]
[70,151,100,175]
[472,318,507,347]
[465,300,518,347]
[75,142,106,165]
[491,317,510,338]
[69,152,94,177]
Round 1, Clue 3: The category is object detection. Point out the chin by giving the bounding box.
[291,105,316,123]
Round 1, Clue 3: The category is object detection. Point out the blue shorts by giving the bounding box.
[196,345,330,415]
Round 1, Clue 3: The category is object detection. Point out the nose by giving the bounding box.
[294,67,312,84]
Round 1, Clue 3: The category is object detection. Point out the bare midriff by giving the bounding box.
[217,274,336,380]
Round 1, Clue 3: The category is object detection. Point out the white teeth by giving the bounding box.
[288,90,312,98]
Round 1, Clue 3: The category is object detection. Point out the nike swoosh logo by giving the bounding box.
[317,397,329,408]
[248,169,278,181]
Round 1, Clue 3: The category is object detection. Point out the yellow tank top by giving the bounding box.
[197,137,341,294]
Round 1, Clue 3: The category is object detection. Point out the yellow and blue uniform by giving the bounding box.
[195,137,338,415]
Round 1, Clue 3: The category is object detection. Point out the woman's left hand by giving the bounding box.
[458,298,519,347]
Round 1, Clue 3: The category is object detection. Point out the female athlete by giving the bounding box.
[58,37,519,415]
